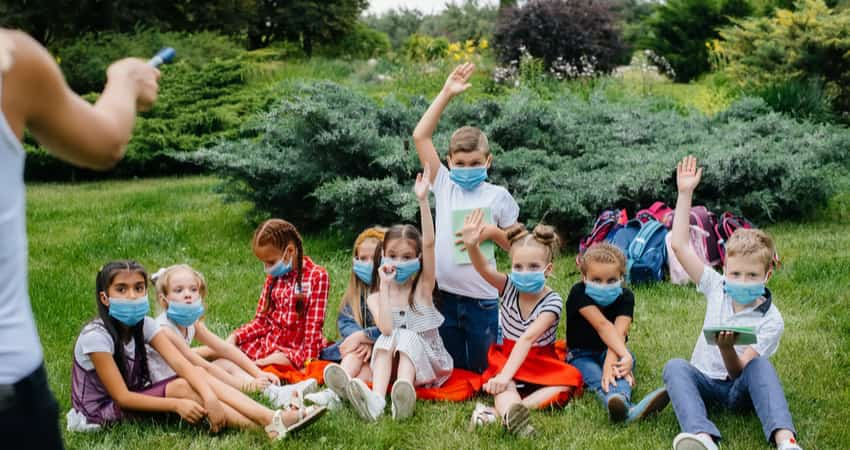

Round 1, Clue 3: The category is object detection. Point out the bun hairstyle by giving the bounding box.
[508,223,561,264]
[341,226,388,326]
[94,260,151,391]
[253,219,306,316]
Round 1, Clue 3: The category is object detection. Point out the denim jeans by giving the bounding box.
[437,290,499,373]
[663,357,796,443]
[567,348,635,405]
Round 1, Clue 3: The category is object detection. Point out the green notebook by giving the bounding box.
[703,325,757,346]
[451,207,495,265]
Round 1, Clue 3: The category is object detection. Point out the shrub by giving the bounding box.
[52,28,243,94]
[493,0,629,75]
[188,81,850,238]
[364,8,425,48]
[640,0,752,82]
[317,22,391,60]
[401,34,450,61]
[711,0,850,121]
[418,0,499,43]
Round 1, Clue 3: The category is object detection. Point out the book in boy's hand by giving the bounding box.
[703,326,757,346]
[452,207,495,265]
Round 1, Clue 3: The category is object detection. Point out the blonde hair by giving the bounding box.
[725,228,775,272]
[449,126,490,156]
[340,227,387,326]
[507,223,561,264]
[579,242,627,277]
[151,264,208,310]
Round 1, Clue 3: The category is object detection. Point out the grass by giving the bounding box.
[26,176,849,449]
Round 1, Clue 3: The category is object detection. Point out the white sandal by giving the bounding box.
[264,392,327,440]
[468,402,498,431]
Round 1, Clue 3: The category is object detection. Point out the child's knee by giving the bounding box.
[663,358,691,382]
[166,378,198,400]
[742,356,775,376]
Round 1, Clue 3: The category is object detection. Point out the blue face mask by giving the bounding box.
[510,271,546,293]
[265,257,292,278]
[723,279,766,305]
[382,257,421,283]
[449,166,488,190]
[353,259,373,285]
[108,296,150,327]
[584,281,623,307]
[166,299,205,327]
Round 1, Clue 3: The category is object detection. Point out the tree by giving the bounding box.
[247,0,368,53]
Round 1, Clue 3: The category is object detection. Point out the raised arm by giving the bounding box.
[671,155,707,284]
[412,63,475,184]
[4,30,159,170]
[461,209,507,291]
[414,166,437,301]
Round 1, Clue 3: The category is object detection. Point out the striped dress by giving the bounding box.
[372,303,453,388]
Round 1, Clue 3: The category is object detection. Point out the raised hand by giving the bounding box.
[442,63,475,97]
[677,155,703,194]
[414,165,431,201]
[461,209,485,247]
[106,58,161,112]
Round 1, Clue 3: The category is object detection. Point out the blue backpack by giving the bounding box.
[608,218,668,283]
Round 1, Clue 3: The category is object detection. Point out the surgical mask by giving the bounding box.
[108,296,150,327]
[382,257,421,283]
[353,259,373,285]
[449,166,487,190]
[510,271,546,293]
[723,279,765,305]
[166,299,205,327]
[584,281,623,307]
[265,257,292,278]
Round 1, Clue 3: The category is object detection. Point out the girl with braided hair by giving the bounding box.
[228,219,330,371]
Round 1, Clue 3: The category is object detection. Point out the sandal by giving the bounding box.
[468,402,498,431]
[264,392,327,440]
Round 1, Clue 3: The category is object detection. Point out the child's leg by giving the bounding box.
[370,347,393,397]
[355,364,372,382]
[165,378,256,429]
[663,358,731,442]
[340,353,365,378]
[493,385,523,418]
[463,298,499,374]
[568,351,611,403]
[727,357,797,445]
[521,386,573,410]
[396,352,415,384]
[213,358,254,381]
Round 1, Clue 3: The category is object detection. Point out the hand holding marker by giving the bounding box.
[148,47,176,68]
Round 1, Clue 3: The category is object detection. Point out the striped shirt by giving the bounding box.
[500,278,562,346]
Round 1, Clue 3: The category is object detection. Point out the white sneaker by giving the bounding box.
[265,378,319,408]
[673,432,718,450]
[468,402,498,431]
[323,363,351,402]
[304,389,342,410]
[390,379,416,421]
[777,437,802,450]
[346,378,385,422]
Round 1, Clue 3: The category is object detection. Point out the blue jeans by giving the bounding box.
[438,290,499,373]
[663,357,796,443]
[568,349,634,405]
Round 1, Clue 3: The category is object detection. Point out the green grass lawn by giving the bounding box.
[26,176,849,449]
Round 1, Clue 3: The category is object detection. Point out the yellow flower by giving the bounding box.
[56,56,62,65]
[453,53,461,61]
[479,39,488,50]
[465,39,475,49]
[448,43,461,53]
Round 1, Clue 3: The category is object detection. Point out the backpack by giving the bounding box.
[688,206,722,267]
[666,225,712,285]
[576,209,628,266]
[625,219,668,283]
[714,212,782,267]
[636,201,674,228]
[608,218,668,283]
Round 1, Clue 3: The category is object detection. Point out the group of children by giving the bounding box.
[66,64,802,450]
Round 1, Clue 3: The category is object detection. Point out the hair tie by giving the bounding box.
[151,267,167,282]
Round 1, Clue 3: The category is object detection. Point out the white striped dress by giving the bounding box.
[372,303,453,388]
[500,278,562,346]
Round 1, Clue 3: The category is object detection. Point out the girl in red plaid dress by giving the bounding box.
[227,219,330,370]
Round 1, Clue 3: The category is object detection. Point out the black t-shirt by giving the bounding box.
[566,282,635,351]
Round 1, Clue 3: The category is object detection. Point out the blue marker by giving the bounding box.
[147,48,176,68]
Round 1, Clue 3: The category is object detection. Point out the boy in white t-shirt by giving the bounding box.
[665,156,801,450]
[412,63,520,373]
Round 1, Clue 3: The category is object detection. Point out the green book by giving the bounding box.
[703,325,757,346]
[451,207,495,265]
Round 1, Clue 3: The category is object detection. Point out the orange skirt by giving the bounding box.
[481,339,583,407]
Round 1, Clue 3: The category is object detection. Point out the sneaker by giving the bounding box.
[304,389,342,410]
[777,437,802,450]
[323,363,351,402]
[503,402,530,435]
[265,379,319,408]
[390,379,416,421]
[346,378,385,422]
[626,387,669,423]
[292,378,319,396]
[673,432,718,450]
[607,393,628,423]
[468,403,498,431]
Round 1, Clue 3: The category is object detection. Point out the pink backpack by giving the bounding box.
[666,225,712,284]
[715,212,781,267]
[689,206,722,267]
[576,209,628,266]
[636,201,674,228]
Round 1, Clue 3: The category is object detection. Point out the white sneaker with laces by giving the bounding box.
[673,432,718,450]
[265,378,319,408]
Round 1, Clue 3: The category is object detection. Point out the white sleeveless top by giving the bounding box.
[0,73,45,383]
